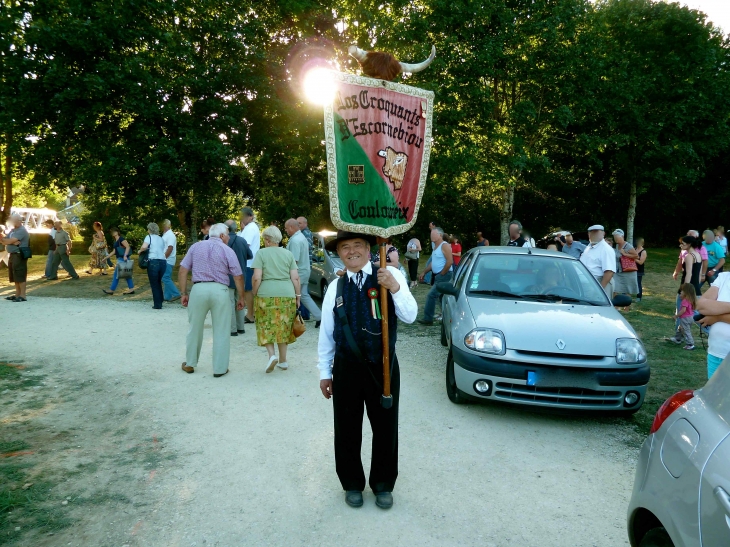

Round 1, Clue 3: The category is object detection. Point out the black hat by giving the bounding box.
[325,230,377,253]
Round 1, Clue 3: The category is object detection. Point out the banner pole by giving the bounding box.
[378,237,392,408]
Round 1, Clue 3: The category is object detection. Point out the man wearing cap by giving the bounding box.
[318,231,417,510]
[580,224,616,299]
[561,232,586,259]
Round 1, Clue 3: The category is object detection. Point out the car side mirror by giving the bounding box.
[612,294,632,307]
[435,282,459,297]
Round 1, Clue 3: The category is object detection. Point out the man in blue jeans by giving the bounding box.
[417,227,454,325]
[161,219,182,302]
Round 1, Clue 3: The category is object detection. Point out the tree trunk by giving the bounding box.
[626,179,637,244]
[499,185,515,245]
[189,205,198,247]
[2,138,12,224]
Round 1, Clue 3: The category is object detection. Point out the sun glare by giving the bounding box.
[303,68,336,106]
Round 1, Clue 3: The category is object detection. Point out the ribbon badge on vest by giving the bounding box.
[323,72,434,238]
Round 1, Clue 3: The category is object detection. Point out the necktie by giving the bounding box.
[356,271,363,290]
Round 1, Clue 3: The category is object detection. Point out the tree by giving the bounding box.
[573,0,730,242]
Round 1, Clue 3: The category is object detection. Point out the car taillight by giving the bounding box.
[649,390,695,434]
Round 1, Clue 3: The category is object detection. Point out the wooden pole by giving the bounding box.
[378,237,392,403]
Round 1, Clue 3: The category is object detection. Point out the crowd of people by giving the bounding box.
[4,212,728,383]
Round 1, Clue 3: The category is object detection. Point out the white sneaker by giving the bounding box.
[277,362,288,370]
[266,355,278,373]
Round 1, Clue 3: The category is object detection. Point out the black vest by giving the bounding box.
[507,236,526,247]
[333,269,397,365]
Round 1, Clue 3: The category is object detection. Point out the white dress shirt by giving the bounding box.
[580,239,616,277]
[239,221,260,268]
[317,262,418,380]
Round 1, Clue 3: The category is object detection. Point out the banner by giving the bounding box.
[324,72,435,238]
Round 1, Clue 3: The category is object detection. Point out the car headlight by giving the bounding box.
[464,329,505,355]
[616,338,647,364]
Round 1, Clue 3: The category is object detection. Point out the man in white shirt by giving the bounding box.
[238,206,260,323]
[317,231,417,510]
[580,224,616,299]
[161,219,181,302]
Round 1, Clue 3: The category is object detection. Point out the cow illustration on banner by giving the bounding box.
[323,68,435,239]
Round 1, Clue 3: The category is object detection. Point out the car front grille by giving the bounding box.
[494,383,622,407]
[515,350,605,361]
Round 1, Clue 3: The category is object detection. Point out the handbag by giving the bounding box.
[138,235,151,269]
[620,247,637,273]
[19,247,32,259]
[138,249,150,270]
[404,250,419,261]
[292,311,306,338]
[117,259,134,279]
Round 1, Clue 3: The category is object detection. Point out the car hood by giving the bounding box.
[468,299,637,356]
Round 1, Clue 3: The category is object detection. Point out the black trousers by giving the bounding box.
[332,354,400,494]
[407,258,419,282]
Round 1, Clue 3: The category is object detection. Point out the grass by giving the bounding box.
[0,364,74,541]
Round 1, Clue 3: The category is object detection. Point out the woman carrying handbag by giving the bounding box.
[103,227,135,296]
[611,228,639,301]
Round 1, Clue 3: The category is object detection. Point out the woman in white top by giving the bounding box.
[405,237,422,288]
[697,271,730,379]
[138,222,167,309]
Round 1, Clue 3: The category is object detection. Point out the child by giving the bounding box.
[670,283,697,350]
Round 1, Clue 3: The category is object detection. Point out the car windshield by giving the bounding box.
[465,254,610,306]
[324,237,338,258]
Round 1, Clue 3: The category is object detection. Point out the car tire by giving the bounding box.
[321,281,328,298]
[446,352,468,404]
[440,321,448,347]
[639,527,674,547]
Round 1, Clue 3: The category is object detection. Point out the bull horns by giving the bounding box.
[347,44,437,74]
[399,45,436,74]
[348,45,368,62]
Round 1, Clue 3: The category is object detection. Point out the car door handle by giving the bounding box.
[715,487,730,515]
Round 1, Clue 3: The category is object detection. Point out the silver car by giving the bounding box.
[439,247,649,413]
[308,230,344,299]
[627,359,730,547]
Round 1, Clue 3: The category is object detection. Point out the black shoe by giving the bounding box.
[417,319,434,325]
[213,369,229,378]
[244,317,255,324]
[46,277,58,281]
[13,297,27,302]
[123,290,135,295]
[5,295,17,300]
[70,276,80,280]
[315,320,321,328]
[375,491,393,509]
[102,289,114,295]
[231,332,238,337]
[237,329,245,334]
[345,491,363,508]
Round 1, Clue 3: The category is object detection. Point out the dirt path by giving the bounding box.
[1,297,639,547]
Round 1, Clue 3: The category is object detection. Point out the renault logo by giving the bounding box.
[556,339,566,350]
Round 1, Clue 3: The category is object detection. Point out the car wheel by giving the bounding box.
[440,321,448,347]
[321,281,328,298]
[446,352,468,404]
[639,527,674,547]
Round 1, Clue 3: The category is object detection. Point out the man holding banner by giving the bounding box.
[313,44,435,509]
[317,230,417,509]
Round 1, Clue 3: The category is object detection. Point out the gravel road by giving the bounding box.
[5,297,639,547]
